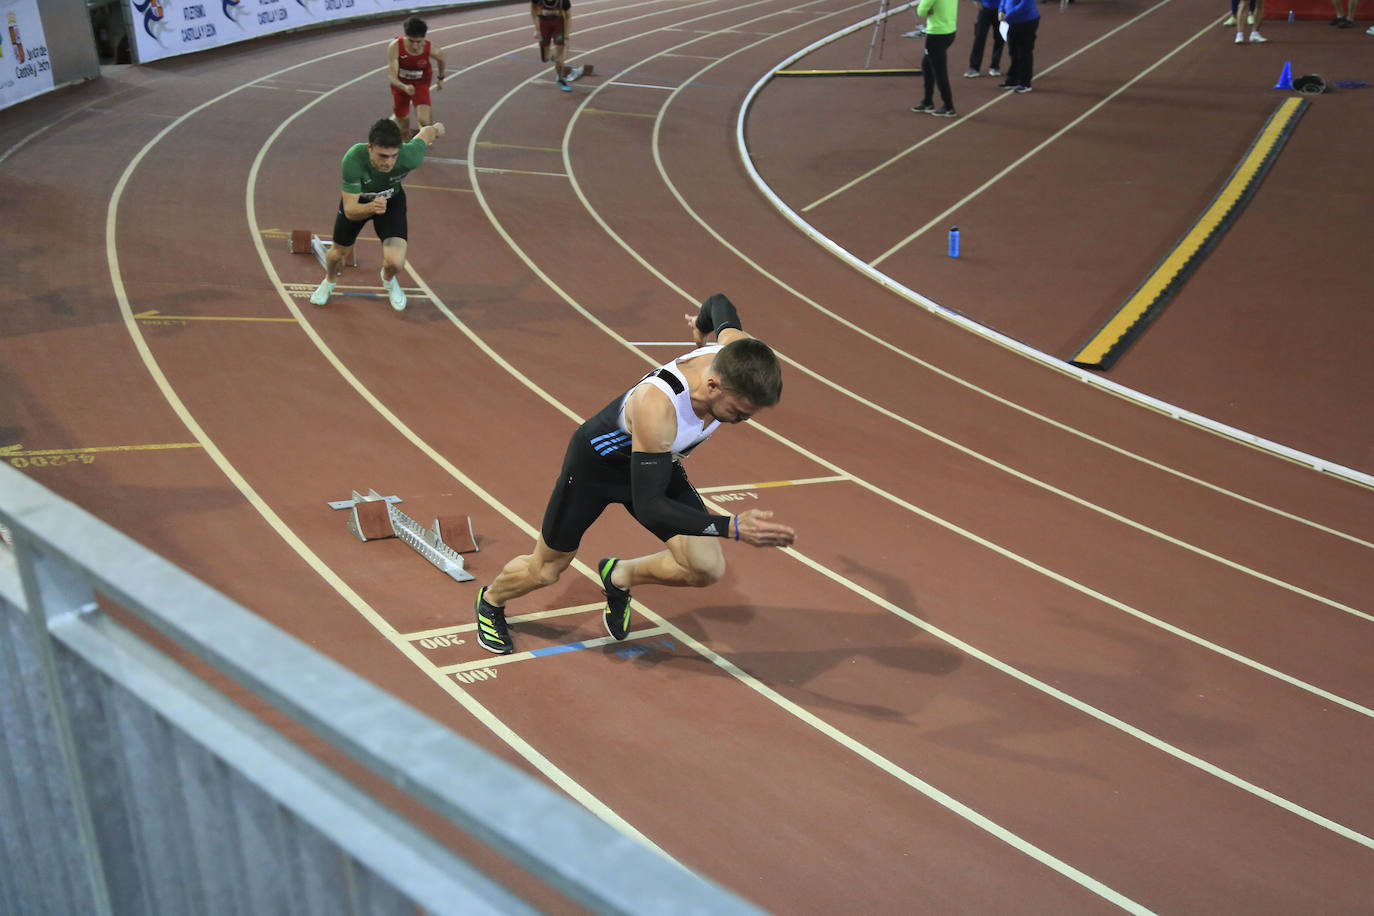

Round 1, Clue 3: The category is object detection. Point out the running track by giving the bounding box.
[2,0,1371,911]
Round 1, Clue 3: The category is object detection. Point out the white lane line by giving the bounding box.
[111,0,682,858]
[615,7,1374,561]
[437,627,671,674]
[557,0,1374,847]
[403,603,607,640]
[554,10,1374,635]
[455,4,1152,910]
[871,19,1216,266]
[737,8,1374,494]
[804,0,1178,212]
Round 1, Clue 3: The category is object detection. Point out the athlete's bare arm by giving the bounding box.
[625,355,794,548]
[431,46,446,90]
[624,383,676,453]
[387,40,412,94]
[341,190,384,220]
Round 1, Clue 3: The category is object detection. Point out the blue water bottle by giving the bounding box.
[1287,9,1294,20]
[948,226,960,258]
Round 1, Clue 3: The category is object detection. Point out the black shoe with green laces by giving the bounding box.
[475,587,513,654]
[598,558,632,640]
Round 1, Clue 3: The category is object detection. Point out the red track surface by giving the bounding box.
[3,0,1372,911]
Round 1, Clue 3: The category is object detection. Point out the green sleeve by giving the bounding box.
[397,136,428,172]
[340,144,366,194]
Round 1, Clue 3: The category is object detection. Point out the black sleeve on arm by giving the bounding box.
[631,452,733,538]
[694,293,743,335]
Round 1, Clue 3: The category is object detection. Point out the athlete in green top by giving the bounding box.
[310,117,444,311]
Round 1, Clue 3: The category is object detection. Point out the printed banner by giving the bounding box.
[0,0,54,110]
[128,0,486,64]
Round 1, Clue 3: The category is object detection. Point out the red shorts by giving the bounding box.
[391,80,432,119]
[537,15,565,53]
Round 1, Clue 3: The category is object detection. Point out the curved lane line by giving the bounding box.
[552,13,1374,622]
[602,8,1374,552]
[735,7,1374,492]
[244,3,1154,910]
[104,8,1374,906]
[459,0,1374,867]
[801,0,1172,212]
[112,8,674,854]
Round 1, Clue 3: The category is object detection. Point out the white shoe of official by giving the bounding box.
[381,270,406,311]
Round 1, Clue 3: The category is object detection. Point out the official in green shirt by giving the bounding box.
[912,0,959,117]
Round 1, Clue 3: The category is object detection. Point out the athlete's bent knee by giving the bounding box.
[685,554,725,588]
[529,557,566,588]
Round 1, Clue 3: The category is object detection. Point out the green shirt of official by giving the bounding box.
[917,0,958,35]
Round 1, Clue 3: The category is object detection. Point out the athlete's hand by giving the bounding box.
[433,78,444,91]
[430,122,446,139]
[404,84,415,97]
[733,509,795,548]
[371,196,388,214]
[684,312,707,346]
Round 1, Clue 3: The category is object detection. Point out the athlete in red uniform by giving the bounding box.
[388,17,446,139]
[531,0,582,91]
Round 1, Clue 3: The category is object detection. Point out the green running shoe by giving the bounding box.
[475,587,513,654]
[598,558,632,640]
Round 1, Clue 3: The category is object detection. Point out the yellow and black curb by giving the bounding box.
[1070,96,1309,371]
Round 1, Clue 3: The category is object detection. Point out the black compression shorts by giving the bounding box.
[540,431,707,552]
[331,187,408,246]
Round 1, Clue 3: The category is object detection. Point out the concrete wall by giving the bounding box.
[39,0,100,87]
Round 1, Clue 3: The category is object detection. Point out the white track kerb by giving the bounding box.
[735,3,1374,491]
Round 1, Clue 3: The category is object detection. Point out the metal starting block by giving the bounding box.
[290,229,357,268]
[330,489,478,583]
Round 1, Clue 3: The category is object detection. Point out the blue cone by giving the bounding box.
[1274,61,1293,90]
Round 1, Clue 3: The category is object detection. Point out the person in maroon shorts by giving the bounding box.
[388,16,446,139]
[532,0,583,90]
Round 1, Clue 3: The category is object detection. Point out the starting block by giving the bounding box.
[331,489,478,583]
[290,229,357,268]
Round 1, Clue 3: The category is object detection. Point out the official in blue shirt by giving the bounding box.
[998,0,1040,92]
[965,0,1004,78]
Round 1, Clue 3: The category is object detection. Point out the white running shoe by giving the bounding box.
[381,270,406,311]
[1249,30,1267,42]
[566,65,584,82]
[1235,31,1245,42]
[309,279,335,306]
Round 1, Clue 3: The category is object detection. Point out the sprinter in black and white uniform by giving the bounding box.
[473,294,797,654]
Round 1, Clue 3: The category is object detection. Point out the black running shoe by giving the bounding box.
[598,558,632,640]
[930,106,958,117]
[911,101,935,112]
[475,587,513,654]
